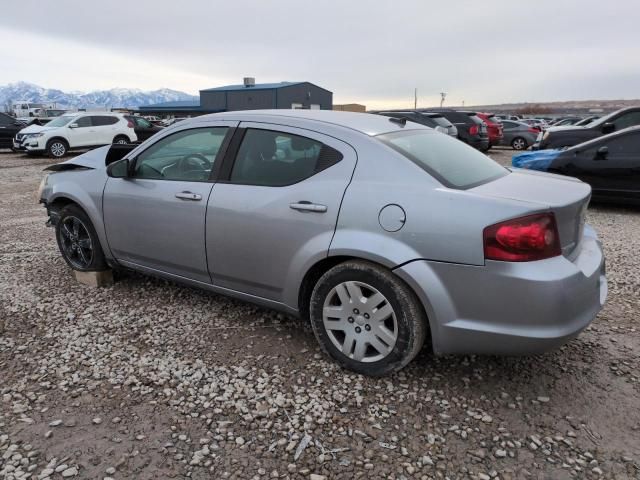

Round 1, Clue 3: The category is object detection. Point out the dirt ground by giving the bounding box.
[0,147,639,480]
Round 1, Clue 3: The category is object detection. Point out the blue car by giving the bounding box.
[512,126,640,204]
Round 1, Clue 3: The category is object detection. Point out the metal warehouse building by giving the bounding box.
[139,78,332,117]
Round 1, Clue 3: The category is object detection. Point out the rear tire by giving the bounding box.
[55,204,107,272]
[511,137,528,150]
[47,139,68,158]
[309,260,427,376]
[113,135,130,144]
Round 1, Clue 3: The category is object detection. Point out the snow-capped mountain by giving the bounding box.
[0,81,198,109]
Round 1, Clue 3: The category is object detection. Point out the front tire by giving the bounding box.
[47,139,68,158]
[55,204,107,272]
[309,260,427,376]
[511,137,528,150]
[113,135,130,144]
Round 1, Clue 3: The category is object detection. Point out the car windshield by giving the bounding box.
[487,116,501,123]
[377,130,508,189]
[46,116,75,128]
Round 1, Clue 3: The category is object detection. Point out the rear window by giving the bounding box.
[377,130,508,189]
[429,115,453,128]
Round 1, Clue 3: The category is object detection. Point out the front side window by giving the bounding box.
[378,130,508,189]
[601,131,640,157]
[230,129,342,186]
[134,127,228,181]
[74,116,92,128]
[612,112,640,130]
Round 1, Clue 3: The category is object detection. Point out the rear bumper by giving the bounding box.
[395,224,606,355]
[467,137,490,150]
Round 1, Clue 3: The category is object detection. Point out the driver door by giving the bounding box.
[103,122,237,283]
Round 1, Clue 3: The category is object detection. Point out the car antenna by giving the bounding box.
[388,117,407,126]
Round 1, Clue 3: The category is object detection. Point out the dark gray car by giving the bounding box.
[500,120,539,150]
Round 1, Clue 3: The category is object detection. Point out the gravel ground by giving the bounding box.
[1,148,639,480]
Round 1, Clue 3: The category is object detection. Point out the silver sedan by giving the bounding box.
[39,110,607,376]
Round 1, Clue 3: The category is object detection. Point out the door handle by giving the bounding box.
[289,201,327,213]
[175,191,202,201]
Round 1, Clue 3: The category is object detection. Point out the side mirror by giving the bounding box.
[595,146,609,160]
[68,123,78,129]
[601,122,615,134]
[106,158,131,178]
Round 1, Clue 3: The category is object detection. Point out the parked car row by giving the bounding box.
[373,109,492,151]
[3,112,167,157]
[14,112,138,157]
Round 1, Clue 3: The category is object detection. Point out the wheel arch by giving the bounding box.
[297,255,433,348]
[46,136,70,148]
[113,134,130,143]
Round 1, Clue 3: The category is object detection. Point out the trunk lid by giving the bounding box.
[471,169,590,257]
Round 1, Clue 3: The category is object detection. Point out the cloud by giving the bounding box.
[1,0,639,109]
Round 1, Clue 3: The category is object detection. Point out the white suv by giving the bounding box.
[15,112,137,158]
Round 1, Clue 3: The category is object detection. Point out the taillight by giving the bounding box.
[483,213,561,262]
[127,120,134,128]
[469,125,479,135]
[528,127,540,133]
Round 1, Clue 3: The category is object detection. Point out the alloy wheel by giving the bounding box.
[322,281,398,363]
[512,138,526,150]
[115,138,128,144]
[59,216,93,269]
[50,142,66,157]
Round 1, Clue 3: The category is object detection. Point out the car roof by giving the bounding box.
[196,109,428,136]
[61,112,124,117]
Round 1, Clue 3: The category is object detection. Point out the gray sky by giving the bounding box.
[2,0,639,109]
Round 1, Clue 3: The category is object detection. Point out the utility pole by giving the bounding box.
[461,100,465,107]
[440,92,447,108]
[414,88,417,109]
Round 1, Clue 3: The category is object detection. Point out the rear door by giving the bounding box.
[103,123,236,283]
[206,123,357,302]
[91,115,119,145]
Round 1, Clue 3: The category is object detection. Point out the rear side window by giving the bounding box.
[378,130,508,189]
[91,116,119,126]
[230,129,342,186]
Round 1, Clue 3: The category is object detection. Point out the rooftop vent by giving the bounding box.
[243,77,255,88]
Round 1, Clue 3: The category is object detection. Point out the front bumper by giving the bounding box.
[395,224,606,355]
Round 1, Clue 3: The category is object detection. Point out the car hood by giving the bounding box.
[511,149,562,171]
[19,124,47,134]
[45,145,110,172]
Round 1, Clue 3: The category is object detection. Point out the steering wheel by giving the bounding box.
[177,153,212,176]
